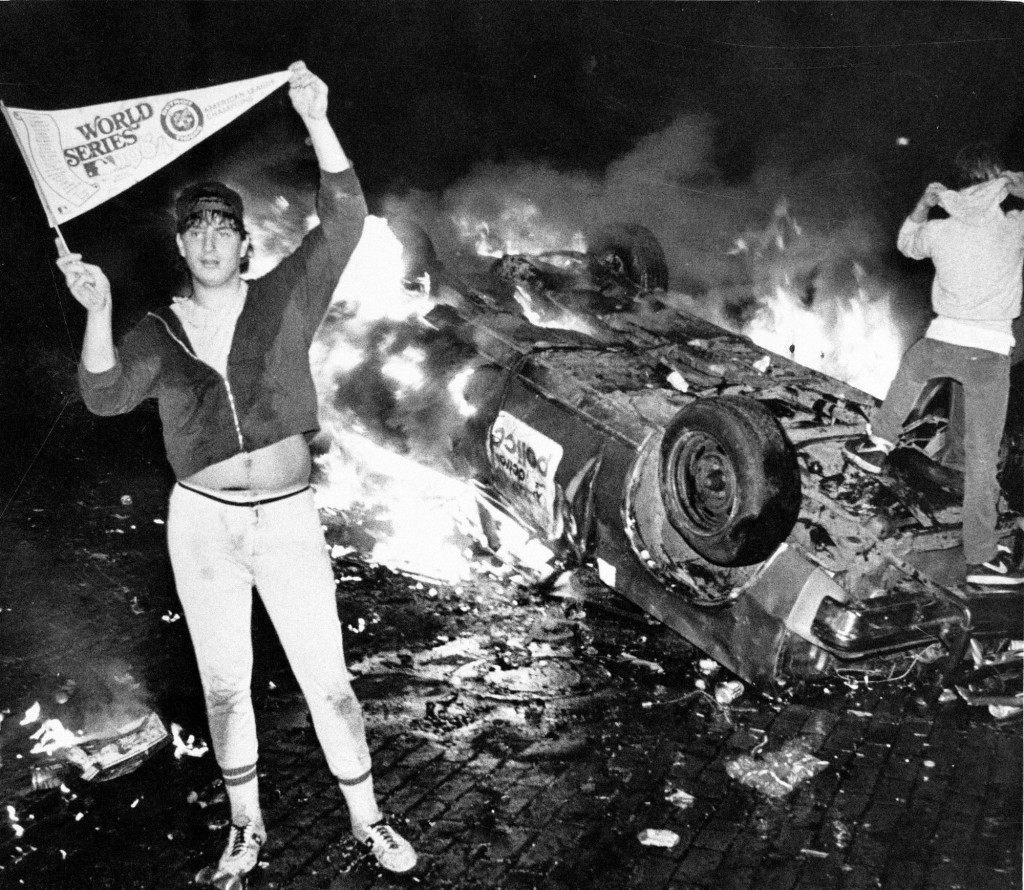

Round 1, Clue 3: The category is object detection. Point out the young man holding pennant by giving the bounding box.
[54,62,417,881]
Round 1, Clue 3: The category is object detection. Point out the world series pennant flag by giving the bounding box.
[2,70,290,228]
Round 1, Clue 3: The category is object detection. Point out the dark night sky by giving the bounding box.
[1,1,1023,348]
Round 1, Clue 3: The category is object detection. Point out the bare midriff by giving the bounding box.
[181,433,312,494]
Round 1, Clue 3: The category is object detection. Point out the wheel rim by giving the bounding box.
[671,431,737,535]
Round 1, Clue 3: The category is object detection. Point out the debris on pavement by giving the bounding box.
[664,786,695,810]
[698,658,720,675]
[170,723,209,760]
[988,704,1024,720]
[637,828,680,848]
[666,369,690,392]
[51,712,170,781]
[954,651,1023,712]
[725,736,830,798]
[6,805,24,838]
[620,652,665,674]
[714,679,744,706]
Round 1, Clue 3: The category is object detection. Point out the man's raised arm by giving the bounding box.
[287,60,349,174]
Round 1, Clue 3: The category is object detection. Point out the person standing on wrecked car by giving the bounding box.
[55,62,417,881]
[845,144,1024,588]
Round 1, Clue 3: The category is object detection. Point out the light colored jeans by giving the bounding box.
[167,484,371,783]
[871,337,1010,564]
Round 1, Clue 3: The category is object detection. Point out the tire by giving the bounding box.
[659,395,801,566]
[388,219,437,282]
[588,224,669,292]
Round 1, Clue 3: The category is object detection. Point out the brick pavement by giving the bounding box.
[0,403,1021,889]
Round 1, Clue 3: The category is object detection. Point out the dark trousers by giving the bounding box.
[871,337,1010,564]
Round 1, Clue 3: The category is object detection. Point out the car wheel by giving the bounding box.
[588,224,669,292]
[659,395,801,566]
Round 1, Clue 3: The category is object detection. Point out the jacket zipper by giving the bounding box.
[149,311,247,454]
[222,377,246,451]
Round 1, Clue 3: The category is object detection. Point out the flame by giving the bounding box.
[511,285,609,340]
[735,201,903,398]
[29,719,80,755]
[229,207,486,582]
[314,432,484,583]
[380,346,427,394]
[447,367,478,418]
[744,283,901,398]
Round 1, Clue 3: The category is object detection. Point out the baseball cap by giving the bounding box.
[175,181,245,231]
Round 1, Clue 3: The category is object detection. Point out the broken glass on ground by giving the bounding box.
[725,735,830,798]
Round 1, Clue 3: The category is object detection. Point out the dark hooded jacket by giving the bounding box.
[78,168,366,479]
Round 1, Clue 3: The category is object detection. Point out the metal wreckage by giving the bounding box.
[390,220,1024,693]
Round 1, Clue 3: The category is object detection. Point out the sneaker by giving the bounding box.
[353,818,418,873]
[966,546,1024,587]
[843,433,894,474]
[217,821,265,876]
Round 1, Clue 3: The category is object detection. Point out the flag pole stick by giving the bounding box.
[53,226,72,258]
[0,100,72,258]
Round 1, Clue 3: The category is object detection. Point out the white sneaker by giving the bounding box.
[353,818,418,873]
[217,821,265,876]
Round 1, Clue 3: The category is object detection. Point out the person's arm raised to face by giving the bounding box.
[908,181,946,223]
[288,61,349,173]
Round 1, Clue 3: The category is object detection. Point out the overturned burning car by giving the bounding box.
[354,219,1023,688]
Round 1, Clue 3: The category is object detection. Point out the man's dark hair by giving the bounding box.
[953,142,1006,187]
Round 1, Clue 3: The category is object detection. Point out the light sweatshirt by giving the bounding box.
[897,176,1024,355]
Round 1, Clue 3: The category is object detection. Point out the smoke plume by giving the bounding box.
[385,112,924,396]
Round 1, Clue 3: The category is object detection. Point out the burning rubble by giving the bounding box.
[2,661,174,805]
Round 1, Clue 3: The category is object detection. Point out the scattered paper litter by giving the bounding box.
[170,724,209,760]
[20,702,41,726]
[665,787,695,810]
[637,828,679,848]
[6,805,24,838]
[714,680,744,705]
